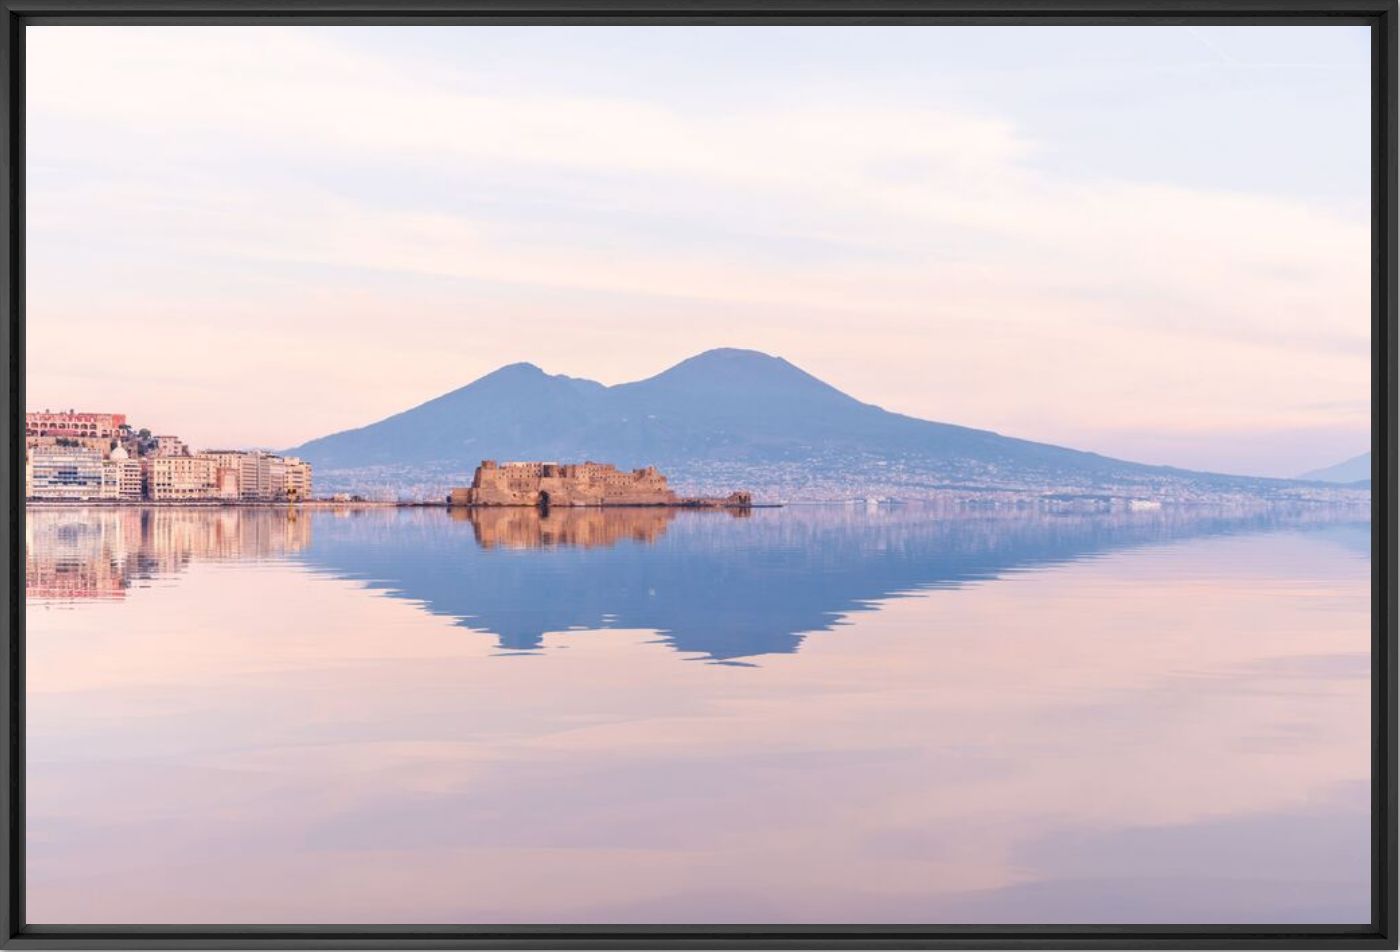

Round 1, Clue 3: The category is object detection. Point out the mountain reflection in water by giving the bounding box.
[26,503,1368,662]
[23,502,1372,924]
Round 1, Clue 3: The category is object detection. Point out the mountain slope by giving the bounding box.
[605,349,1133,471]
[285,348,1346,499]
[1299,452,1371,484]
[290,362,610,469]
[293,348,1133,471]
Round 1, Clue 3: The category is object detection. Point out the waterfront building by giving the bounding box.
[251,452,280,500]
[283,458,313,501]
[27,409,309,502]
[267,456,287,501]
[211,465,240,500]
[100,462,120,499]
[241,452,272,500]
[199,451,261,500]
[148,456,217,501]
[28,445,104,500]
[100,446,144,500]
[196,450,310,501]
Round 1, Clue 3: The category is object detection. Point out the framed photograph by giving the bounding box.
[3,0,1395,948]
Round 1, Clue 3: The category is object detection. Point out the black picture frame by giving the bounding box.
[2,1,1394,947]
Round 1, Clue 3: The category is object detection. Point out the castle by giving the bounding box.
[448,460,752,509]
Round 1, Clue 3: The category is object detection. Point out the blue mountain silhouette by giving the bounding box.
[1299,452,1371,485]
[289,348,1166,477]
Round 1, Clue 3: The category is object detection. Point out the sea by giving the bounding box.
[23,502,1372,924]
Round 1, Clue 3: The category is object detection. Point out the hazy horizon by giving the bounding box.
[26,25,1371,477]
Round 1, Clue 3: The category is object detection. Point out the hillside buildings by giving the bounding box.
[152,435,188,457]
[26,410,126,441]
[24,409,312,503]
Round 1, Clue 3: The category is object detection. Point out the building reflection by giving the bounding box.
[25,507,311,601]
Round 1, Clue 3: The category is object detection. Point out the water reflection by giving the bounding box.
[24,503,1372,924]
[455,505,687,549]
[27,503,1368,663]
[315,504,1372,660]
[25,507,311,600]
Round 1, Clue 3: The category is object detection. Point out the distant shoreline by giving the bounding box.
[24,499,779,510]
[25,499,411,509]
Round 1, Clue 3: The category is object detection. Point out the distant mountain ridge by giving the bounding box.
[285,348,1358,500]
[292,349,1129,473]
[1299,452,1371,485]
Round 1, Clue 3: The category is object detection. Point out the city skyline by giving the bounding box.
[24,409,314,502]
[26,25,1371,477]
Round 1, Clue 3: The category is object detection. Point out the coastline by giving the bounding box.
[25,499,419,509]
[24,499,778,509]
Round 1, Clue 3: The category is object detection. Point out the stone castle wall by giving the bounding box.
[460,460,679,507]
[448,460,753,508]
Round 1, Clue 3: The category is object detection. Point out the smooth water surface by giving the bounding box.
[25,504,1371,924]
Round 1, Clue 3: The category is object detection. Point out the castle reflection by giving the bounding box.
[26,503,1367,662]
[300,503,1366,660]
[452,505,753,549]
[455,506,679,549]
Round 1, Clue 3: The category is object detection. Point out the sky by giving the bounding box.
[25,25,1371,477]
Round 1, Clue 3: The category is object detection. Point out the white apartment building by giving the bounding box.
[147,456,217,501]
[28,445,104,500]
[198,451,263,500]
[195,450,310,501]
[283,458,313,501]
[100,456,144,500]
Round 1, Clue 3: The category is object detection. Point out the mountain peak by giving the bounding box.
[484,361,546,378]
[690,347,781,361]
[648,347,807,382]
[671,348,788,371]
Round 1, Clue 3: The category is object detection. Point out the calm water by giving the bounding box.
[25,504,1371,924]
